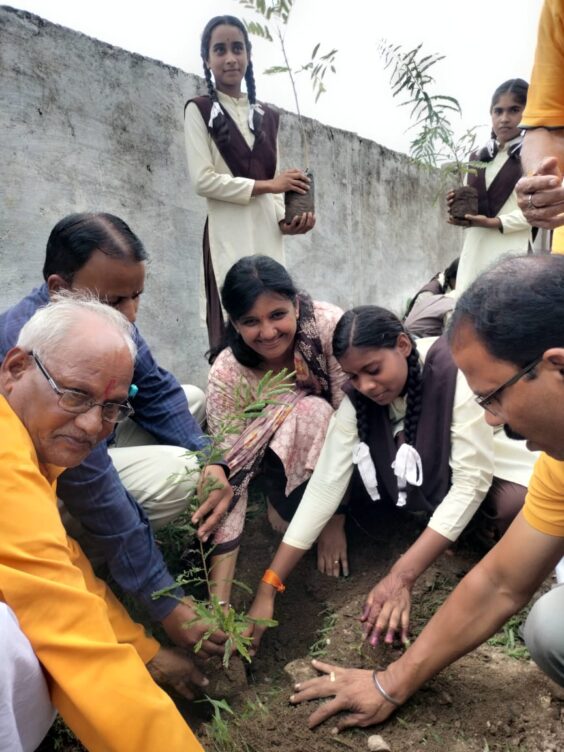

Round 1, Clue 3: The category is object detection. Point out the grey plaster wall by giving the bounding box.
[0,6,462,386]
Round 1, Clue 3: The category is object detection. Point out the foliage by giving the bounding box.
[238,0,337,163]
[309,607,337,658]
[379,40,483,184]
[199,695,268,752]
[487,612,530,661]
[153,369,295,668]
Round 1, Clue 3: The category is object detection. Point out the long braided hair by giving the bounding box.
[200,16,264,146]
[333,306,423,447]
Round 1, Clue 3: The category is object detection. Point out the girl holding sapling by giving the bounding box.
[184,15,315,347]
[448,79,532,293]
[205,255,347,608]
[247,305,538,650]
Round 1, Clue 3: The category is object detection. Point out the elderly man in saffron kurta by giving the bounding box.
[0,296,205,752]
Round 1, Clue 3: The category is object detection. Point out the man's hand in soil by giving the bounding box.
[161,599,227,659]
[279,212,316,235]
[361,572,412,647]
[316,513,349,577]
[191,464,233,542]
[289,659,398,731]
[245,582,276,654]
[146,646,210,701]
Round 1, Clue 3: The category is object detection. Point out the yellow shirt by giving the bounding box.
[524,452,564,536]
[521,0,564,128]
[0,396,203,752]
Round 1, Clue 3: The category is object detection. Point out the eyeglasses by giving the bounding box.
[475,356,542,416]
[31,351,134,424]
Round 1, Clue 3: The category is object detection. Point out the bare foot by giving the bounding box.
[317,514,348,577]
[266,500,290,534]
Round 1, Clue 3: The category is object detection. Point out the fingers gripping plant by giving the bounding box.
[238,0,338,220]
[154,369,295,668]
[379,40,484,216]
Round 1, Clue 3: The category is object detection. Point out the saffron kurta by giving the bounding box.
[0,396,203,752]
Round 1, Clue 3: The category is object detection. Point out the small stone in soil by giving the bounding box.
[283,658,318,684]
[367,734,391,751]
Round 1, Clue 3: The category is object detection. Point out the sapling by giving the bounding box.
[153,368,295,668]
[238,0,338,222]
[379,40,485,217]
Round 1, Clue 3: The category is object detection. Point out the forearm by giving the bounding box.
[522,128,564,176]
[388,528,452,587]
[209,549,240,603]
[251,179,274,196]
[255,542,308,602]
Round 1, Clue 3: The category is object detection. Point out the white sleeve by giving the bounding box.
[184,102,255,204]
[272,136,286,224]
[283,396,358,550]
[427,371,495,541]
[498,203,532,234]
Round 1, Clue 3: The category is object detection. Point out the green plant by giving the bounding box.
[238,0,337,165]
[379,40,484,188]
[487,612,530,660]
[154,369,295,668]
[309,607,337,658]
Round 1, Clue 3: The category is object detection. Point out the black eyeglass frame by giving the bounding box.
[475,355,543,416]
[31,351,134,424]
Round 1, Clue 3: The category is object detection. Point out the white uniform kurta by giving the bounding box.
[184,91,285,317]
[456,137,532,294]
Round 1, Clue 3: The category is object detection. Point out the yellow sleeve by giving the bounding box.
[523,453,564,536]
[522,0,564,128]
[0,444,202,751]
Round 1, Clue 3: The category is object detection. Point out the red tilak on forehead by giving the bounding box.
[103,379,117,400]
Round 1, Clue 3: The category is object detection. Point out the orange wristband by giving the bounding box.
[261,568,286,593]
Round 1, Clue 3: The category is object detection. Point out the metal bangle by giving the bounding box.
[372,671,401,707]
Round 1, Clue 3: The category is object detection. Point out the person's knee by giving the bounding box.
[182,384,206,426]
[524,586,564,687]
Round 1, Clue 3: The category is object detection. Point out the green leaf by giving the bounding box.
[263,65,290,75]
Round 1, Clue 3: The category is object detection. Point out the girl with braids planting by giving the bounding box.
[185,15,315,347]
[246,306,537,651]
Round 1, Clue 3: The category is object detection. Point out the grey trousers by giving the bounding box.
[524,583,564,687]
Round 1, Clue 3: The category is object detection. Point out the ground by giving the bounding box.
[40,507,564,752]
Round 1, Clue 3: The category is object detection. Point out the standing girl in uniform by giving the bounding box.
[185,15,315,347]
[448,79,531,293]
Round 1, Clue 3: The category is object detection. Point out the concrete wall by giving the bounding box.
[0,6,462,386]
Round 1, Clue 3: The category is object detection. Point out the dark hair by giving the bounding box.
[333,306,422,447]
[43,212,147,282]
[449,254,564,366]
[490,78,528,111]
[444,257,459,290]
[200,15,262,146]
[212,255,298,367]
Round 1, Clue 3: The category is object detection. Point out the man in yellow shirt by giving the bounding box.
[0,294,205,751]
[516,0,564,235]
[288,254,564,732]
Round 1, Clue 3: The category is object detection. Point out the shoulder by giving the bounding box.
[312,300,344,327]
[209,347,246,383]
[524,453,564,535]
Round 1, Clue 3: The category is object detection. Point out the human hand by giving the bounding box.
[289,659,398,731]
[192,464,233,542]
[270,168,311,194]
[161,600,227,659]
[360,571,412,647]
[516,157,564,228]
[279,212,316,235]
[445,190,455,207]
[146,646,210,700]
[245,583,277,654]
[447,214,500,229]
[316,514,348,577]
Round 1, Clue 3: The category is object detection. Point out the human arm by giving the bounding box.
[248,397,358,648]
[290,511,564,731]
